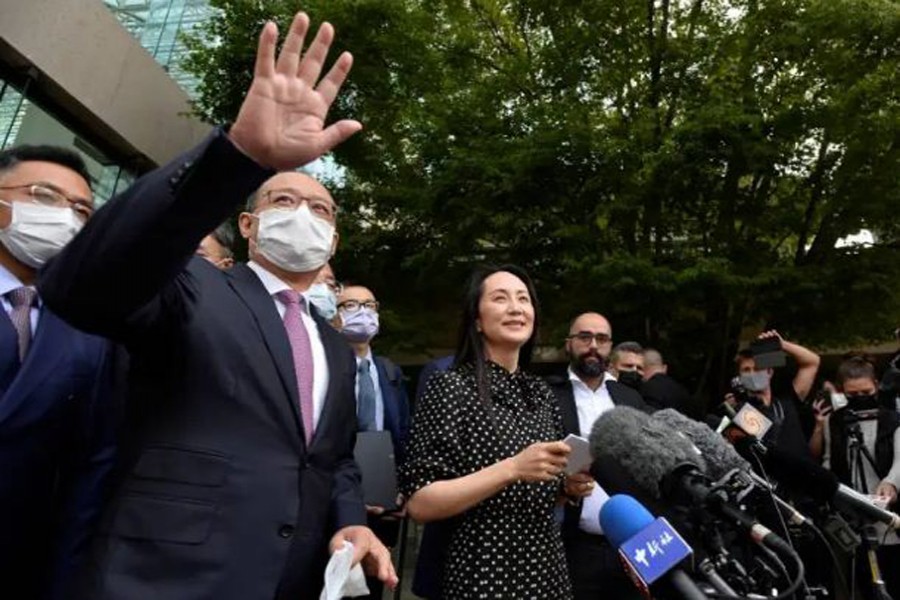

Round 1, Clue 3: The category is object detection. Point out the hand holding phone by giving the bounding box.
[562,434,592,475]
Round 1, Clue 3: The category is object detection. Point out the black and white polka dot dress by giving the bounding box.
[401,362,573,599]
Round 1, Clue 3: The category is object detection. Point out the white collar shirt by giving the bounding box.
[568,367,618,535]
[247,261,328,428]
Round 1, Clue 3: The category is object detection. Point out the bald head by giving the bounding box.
[338,285,376,307]
[568,312,612,337]
[643,348,666,380]
[565,312,614,385]
[246,171,334,212]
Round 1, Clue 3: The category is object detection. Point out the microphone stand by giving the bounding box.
[846,420,894,600]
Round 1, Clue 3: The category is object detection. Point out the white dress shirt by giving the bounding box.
[247,261,329,428]
[0,263,40,333]
[355,348,384,431]
[569,367,618,534]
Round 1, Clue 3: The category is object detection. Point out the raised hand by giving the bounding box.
[229,12,363,170]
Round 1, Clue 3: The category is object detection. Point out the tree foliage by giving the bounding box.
[184,0,900,404]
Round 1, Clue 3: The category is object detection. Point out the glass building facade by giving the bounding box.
[0,1,218,205]
[103,0,215,98]
[0,76,136,205]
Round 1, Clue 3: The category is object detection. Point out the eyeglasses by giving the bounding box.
[567,332,613,345]
[0,183,94,222]
[262,188,338,220]
[338,299,379,313]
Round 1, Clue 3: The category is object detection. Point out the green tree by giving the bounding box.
[184,0,900,406]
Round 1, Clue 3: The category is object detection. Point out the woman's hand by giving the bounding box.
[876,481,898,506]
[563,472,596,499]
[508,441,571,483]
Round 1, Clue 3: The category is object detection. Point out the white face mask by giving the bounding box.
[0,200,83,268]
[253,205,335,273]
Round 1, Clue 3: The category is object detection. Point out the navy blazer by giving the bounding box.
[373,355,410,464]
[0,305,116,600]
[39,130,366,600]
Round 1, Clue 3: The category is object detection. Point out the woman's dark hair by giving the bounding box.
[453,264,541,404]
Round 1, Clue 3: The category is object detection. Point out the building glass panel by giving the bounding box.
[103,0,214,97]
[0,77,137,207]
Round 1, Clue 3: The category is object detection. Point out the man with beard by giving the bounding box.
[546,312,649,600]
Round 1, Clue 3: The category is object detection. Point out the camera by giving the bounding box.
[730,376,755,406]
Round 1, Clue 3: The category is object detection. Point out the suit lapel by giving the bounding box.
[559,381,580,436]
[0,308,70,424]
[226,264,305,445]
[375,356,398,439]
[309,308,346,449]
[0,310,19,394]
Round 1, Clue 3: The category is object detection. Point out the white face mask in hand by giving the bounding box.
[254,204,335,273]
[0,201,83,268]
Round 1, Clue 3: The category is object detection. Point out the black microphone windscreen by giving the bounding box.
[654,409,751,480]
[590,406,706,499]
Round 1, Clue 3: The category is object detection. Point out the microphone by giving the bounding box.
[743,441,900,530]
[591,407,794,554]
[589,406,707,500]
[717,402,772,455]
[654,409,750,480]
[599,494,708,600]
[653,409,812,527]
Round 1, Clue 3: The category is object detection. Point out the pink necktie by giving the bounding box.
[276,290,316,445]
[7,287,37,362]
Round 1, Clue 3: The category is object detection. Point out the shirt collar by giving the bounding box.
[247,260,311,315]
[0,262,40,305]
[355,348,374,365]
[567,366,615,388]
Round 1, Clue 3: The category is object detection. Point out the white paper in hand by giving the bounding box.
[320,541,370,600]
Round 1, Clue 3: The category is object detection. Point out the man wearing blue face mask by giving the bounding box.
[729,329,821,460]
[337,284,410,600]
[308,263,341,324]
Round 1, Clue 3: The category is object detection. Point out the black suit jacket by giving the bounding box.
[546,374,650,541]
[641,372,692,416]
[39,130,365,600]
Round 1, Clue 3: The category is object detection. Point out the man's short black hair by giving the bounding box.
[210,222,235,259]
[0,144,92,189]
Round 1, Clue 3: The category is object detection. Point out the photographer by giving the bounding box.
[728,330,820,460]
[880,327,900,410]
[822,356,900,597]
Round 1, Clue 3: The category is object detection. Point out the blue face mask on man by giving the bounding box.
[306,283,338,321]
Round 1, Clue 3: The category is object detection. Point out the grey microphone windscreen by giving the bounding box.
[590,406,707,499]
[653,409,752,480]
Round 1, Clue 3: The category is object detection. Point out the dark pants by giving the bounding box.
[357,514,401,600]
[564,529,643,600]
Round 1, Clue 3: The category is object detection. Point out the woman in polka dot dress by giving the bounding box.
[402,265,587,599]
